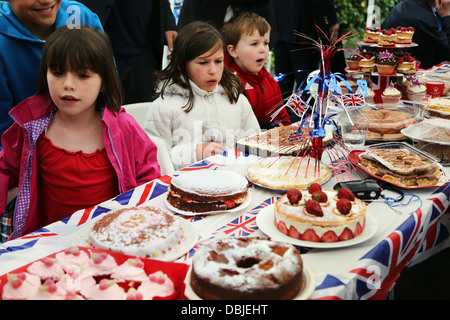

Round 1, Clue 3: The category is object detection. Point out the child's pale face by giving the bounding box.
[9,0,61,38]
[186,46,224,92]
[47,69,102,119]
[228,30,270,74]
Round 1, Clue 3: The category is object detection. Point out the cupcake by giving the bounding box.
[83,279,126,300]
[27,257,65,282]
[358,53,375,73]
[54,246,90,271]
[382,85,402,105]
[346,54,360,70]
[406,79,426,102]
[2,272,41,300]
[376,50,397,75]
[29,279,67,300]
[137,271,175,300]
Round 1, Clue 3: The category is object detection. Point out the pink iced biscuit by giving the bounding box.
[55,247,90,271]
[27,257,65,281]
[111,258,148,282]
[84,252,118,277]
[2,272,41,300]
[29,279,66,300]
[83,279,126,300]
[137,271,175,300]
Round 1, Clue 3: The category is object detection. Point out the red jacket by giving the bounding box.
[226,60,291,128]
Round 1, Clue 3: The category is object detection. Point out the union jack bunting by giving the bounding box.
[341,93,365,107]
[285,93,308,116]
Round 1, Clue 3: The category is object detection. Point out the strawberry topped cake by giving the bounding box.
[378,28,397,46]
[396,27,414,44]
[274,184,367,242]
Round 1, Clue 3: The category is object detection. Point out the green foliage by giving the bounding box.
[334,0,404,48]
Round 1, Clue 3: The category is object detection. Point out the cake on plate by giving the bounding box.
[189,237,303,300]
[167,170,248,213]
[237,125,333,157]
[274,185,367,242]
[378,29,397,46]
[89,206,184,259]
[363,27,380,43]
[396,52,416,74]
[246,156,332,190]
[358,53,375,73]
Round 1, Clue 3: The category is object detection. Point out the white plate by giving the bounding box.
[164,189,252,216]
[256,205,378,249]
[72,218,198,262]
[183,264,315,300]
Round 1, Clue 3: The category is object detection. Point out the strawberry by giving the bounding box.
[408,27,414,32]
[288,226,301,239]
[338,228,354,241]
[305,199,323,217]
[408,55,414,62]
[321,231,338,242]
[224,200,236,209]
[336,198,352,215]
[312,190,328,203]
[390,27,397,34]
[277,221,288,235]
[354,222,363,237]
[301,229,320,242]
[308,182,321,195]
[286,189,302,204]
[337,187,355,201]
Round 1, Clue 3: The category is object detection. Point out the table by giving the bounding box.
[1,148,449,300]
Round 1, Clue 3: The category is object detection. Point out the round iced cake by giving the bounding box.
[275,189,366,242]
[246,156,332,190]
[89,206,184,258]
[190,237,303,300]
[167,170,248,213]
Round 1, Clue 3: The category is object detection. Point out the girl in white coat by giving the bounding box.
[145,21,260,170]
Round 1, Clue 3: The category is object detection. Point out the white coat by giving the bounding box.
[145,80,260,169]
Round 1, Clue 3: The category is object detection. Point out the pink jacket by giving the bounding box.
[0,94,160,239]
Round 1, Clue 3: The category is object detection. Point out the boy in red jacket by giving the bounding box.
[223,12,291,129]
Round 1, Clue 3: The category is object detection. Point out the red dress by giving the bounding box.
[36,133,119,229]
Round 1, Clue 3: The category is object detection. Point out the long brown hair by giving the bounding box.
[37,25,122,113]
[155,21,243,112]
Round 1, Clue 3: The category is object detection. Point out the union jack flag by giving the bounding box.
[213,215,259,237]
[341,93,365,108]
[285,93,308,116]
[287,130,303,142]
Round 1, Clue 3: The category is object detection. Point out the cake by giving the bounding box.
[26,257,65,282]
[424,97,450,118]
[381,86,402,105]
[396,26,414,44]
[83,279,126,300]
[237,125,333,157]
[406,82,426,102]
[54,246,90,271]
[358,53,375,73]
[167,170,248,213]
[246,156,332,190]
[29,279,67,300]
[346,54,360,70]
[189,237,303,300]
[355,108,417,140]
[358,148,441,186]
[363,27,380,43]
[1,272,41,300]
[137,271,175,299]
[274,185,367,242]
[378,29,397,46]
[396,52,416,74]
[375,50,397,75]
[89,206,184,259]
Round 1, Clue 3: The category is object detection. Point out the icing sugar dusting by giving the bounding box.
[171,170,248,195]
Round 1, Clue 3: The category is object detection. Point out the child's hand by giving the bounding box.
[196,142,224,160]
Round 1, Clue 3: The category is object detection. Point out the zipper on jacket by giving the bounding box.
[260,83,265,93]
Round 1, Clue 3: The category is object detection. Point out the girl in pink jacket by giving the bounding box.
[0,26,160,241]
